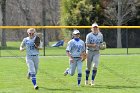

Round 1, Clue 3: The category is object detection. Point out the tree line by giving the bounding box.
[60,0,140,48]
[0,0,140,48]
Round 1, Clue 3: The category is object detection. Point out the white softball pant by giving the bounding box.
[26,55,39,74]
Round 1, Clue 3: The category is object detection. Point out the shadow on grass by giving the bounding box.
[39,87,81,92]
[84,84,140,89]
[1,46,19,50]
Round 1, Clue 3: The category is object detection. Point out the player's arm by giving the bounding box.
[20,39,25,52]
[86,43,97,48]
[86,34,97,48]
[66,50,73,60]
[20,42,25,52]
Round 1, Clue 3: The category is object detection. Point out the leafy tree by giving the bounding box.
[61,0,104,40]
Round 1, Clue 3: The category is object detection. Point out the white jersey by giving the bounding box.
[66,39,85,57]
[21,36,39,55]
[86,32,103,51]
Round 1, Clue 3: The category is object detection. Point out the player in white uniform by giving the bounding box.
[64,30,86,86]
[20,28,42,90]
[85,23,103,86]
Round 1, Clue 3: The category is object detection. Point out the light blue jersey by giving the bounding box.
[22,36,39,55]
[66,39,85,57]
[86,32,103,51]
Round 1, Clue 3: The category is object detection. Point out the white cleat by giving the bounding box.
[34,85,39,90]
[91,80,95,86]
[64,68,69,76]
[78,84,81,87]
[85,80,89,85]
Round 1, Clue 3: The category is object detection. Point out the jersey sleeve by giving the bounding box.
[100,33,103,43]
[82,41,86,52]
[85,34,90,44]
[20,38,26,48]
[66,41,72,52]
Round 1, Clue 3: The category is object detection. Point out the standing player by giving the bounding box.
[85,23,103,86]
[64,30,86,86]
[20,28,42,90]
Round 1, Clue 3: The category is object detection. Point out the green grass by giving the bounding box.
[0,41,140,57]
[0,55,140,93]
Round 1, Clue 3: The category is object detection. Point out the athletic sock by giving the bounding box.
[92,70,97,81]
[31,74,37,86]
[78,73,82,85]
[85,70,90,80]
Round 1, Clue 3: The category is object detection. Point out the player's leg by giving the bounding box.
[77,59,82,86]
[91,52,100,86]
[64,59,76,76]
[85,50,93,85]
[33,56,39,89]
[69,58,76,76]
[33,56,39,74]
[26,56,38,89]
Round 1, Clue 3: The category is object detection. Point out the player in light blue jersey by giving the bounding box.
[20,28,42,90]
[64,30,86,86]
[85,23,103,86]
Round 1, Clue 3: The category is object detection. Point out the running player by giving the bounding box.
[85,23,103,86]
[20,28,42,90]
[64,29,86,86]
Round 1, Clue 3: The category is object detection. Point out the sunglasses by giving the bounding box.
[74,33,80,35]
[28,33,34,35]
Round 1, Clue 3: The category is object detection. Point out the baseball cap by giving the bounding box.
[92,23,98,28]
[73,30,80,35]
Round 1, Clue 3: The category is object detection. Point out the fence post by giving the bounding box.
[43,29,46,56]
[126,29,128,54]
[0,42,1,57]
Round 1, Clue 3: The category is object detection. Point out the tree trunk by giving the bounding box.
[1,0,7,47]
[42,0,49,46]
[117,0,122,48]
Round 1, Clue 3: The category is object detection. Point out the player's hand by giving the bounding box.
[69,58,74,63]
[20,47,25,51]
[81,53,87,62]
[92,43,97,48]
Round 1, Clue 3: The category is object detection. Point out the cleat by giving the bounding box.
[34,85,39,90]
[91,80,95,86]
[78,84,81,87]
[64,68,69,76]
[27,73,31,79]
[85,80,88,85]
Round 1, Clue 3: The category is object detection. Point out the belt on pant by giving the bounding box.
[73,57,81,58]
[30,55,38,56]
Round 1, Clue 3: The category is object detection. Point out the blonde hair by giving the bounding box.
[27,28,36,33]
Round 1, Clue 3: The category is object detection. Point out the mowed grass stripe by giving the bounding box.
[0,56,140,93]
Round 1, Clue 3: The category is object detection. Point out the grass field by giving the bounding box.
[0,42,140,93]
[0,42,140,57]
[0,55,140,93]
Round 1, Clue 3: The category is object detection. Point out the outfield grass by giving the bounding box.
[0,55,140,93]
[0,41,140,57]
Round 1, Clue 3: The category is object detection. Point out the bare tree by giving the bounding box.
[16,0,33,25]
[1,0,7,47]
[42,0,49,46]
[104,0,138,48]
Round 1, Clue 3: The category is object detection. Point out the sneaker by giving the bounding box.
[64,68,69,76]
[27,73,31,79]
[91,80,95,86]
[34,85,39,90]
[85,80,88,85]
[78,84,81,87]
